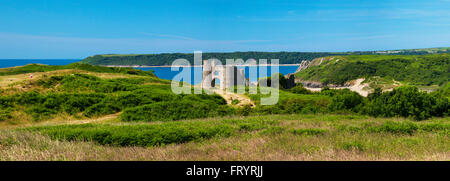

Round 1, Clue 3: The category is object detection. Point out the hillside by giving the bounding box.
[79,47,450,66]
[295,54,450,89]
[81,52,343,65]
[0,63,155,77]
[0,64,234,126]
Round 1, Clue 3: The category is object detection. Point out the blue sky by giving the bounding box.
[0,0,449,58]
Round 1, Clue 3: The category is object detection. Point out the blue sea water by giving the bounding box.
[0,60,299,84]
[0,59,81,68]
[137,66,299,85]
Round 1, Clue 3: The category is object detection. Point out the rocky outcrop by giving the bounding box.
[299,81,324,88]
[296,60,310,72]
[284,74,296,89]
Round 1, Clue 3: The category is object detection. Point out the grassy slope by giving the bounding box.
[0,63,155,77]
[295,54,450,86]
[0,63,233,126]
[0,114,448,160]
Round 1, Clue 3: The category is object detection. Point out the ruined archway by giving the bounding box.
[211,78,217,88]
[201,60,248,90]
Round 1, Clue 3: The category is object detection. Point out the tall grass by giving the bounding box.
[4,114,447,160]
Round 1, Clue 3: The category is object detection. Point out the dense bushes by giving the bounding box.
[36,74,142,93]
[25,117,282,147]
[25,106,57,120]
[248,84,448,120]
[362,86,449,120]
[291,128,328,136]
[282,99,315,113]
[337,120,449,135]
[83,101,121,117]
[1,72,232,121]
[258,73,288,89]
[26,122,235,147]
[118,87,231,122]
[1,66,448,122]
[9,83,446,121]
[327,89,364,112]
[120,99,232,122]
[248,85,330,115]
[367,121,419,135]
[0,108,13,121]
[15,92,107,120]
[0,96,13,108]
[321,86,448,120]
[252,97,329,115]
[2,88,231,121]
[290,84,311,94]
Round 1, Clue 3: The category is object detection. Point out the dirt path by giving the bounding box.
[347,78,370,97]
[0,113,122,129]
[211,88,255,107]
[63,113,121,125]
[304,78,370,96]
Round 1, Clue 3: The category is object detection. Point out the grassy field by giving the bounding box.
[0,114,448,161]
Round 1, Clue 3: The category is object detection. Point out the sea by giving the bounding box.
[0,59,299,84]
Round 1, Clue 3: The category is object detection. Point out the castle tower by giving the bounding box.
[202,61,248,91]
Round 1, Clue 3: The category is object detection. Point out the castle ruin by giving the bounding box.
[201,60,248,90]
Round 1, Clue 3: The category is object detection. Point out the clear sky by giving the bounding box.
[0,0,449,58]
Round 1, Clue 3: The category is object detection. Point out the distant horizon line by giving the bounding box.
[0,46,449,60]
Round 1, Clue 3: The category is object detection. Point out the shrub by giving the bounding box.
[291,128,328,136]
[231,99,240,105]
[419,123,450,132]
[340,141,365,151]
[361,86,449,120]
[37,74,142,93]
[237,105,252,116]
[16,91,42,105]
[328,89,363,112]
[290,84,311,94]
[337,121,449,134]
[238,122,267,131]
[83,102,121,117]
[120,99,232,122]
[259,126,286,135]
[0,108,13,121]
[181,93,227,105]
[282,98,311,113]
[258,73,288,89]
[0,96,14,108]
[25,105,57,121]
[26,122,235,147]
[60,93,106,114]
[367,121,419,135]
